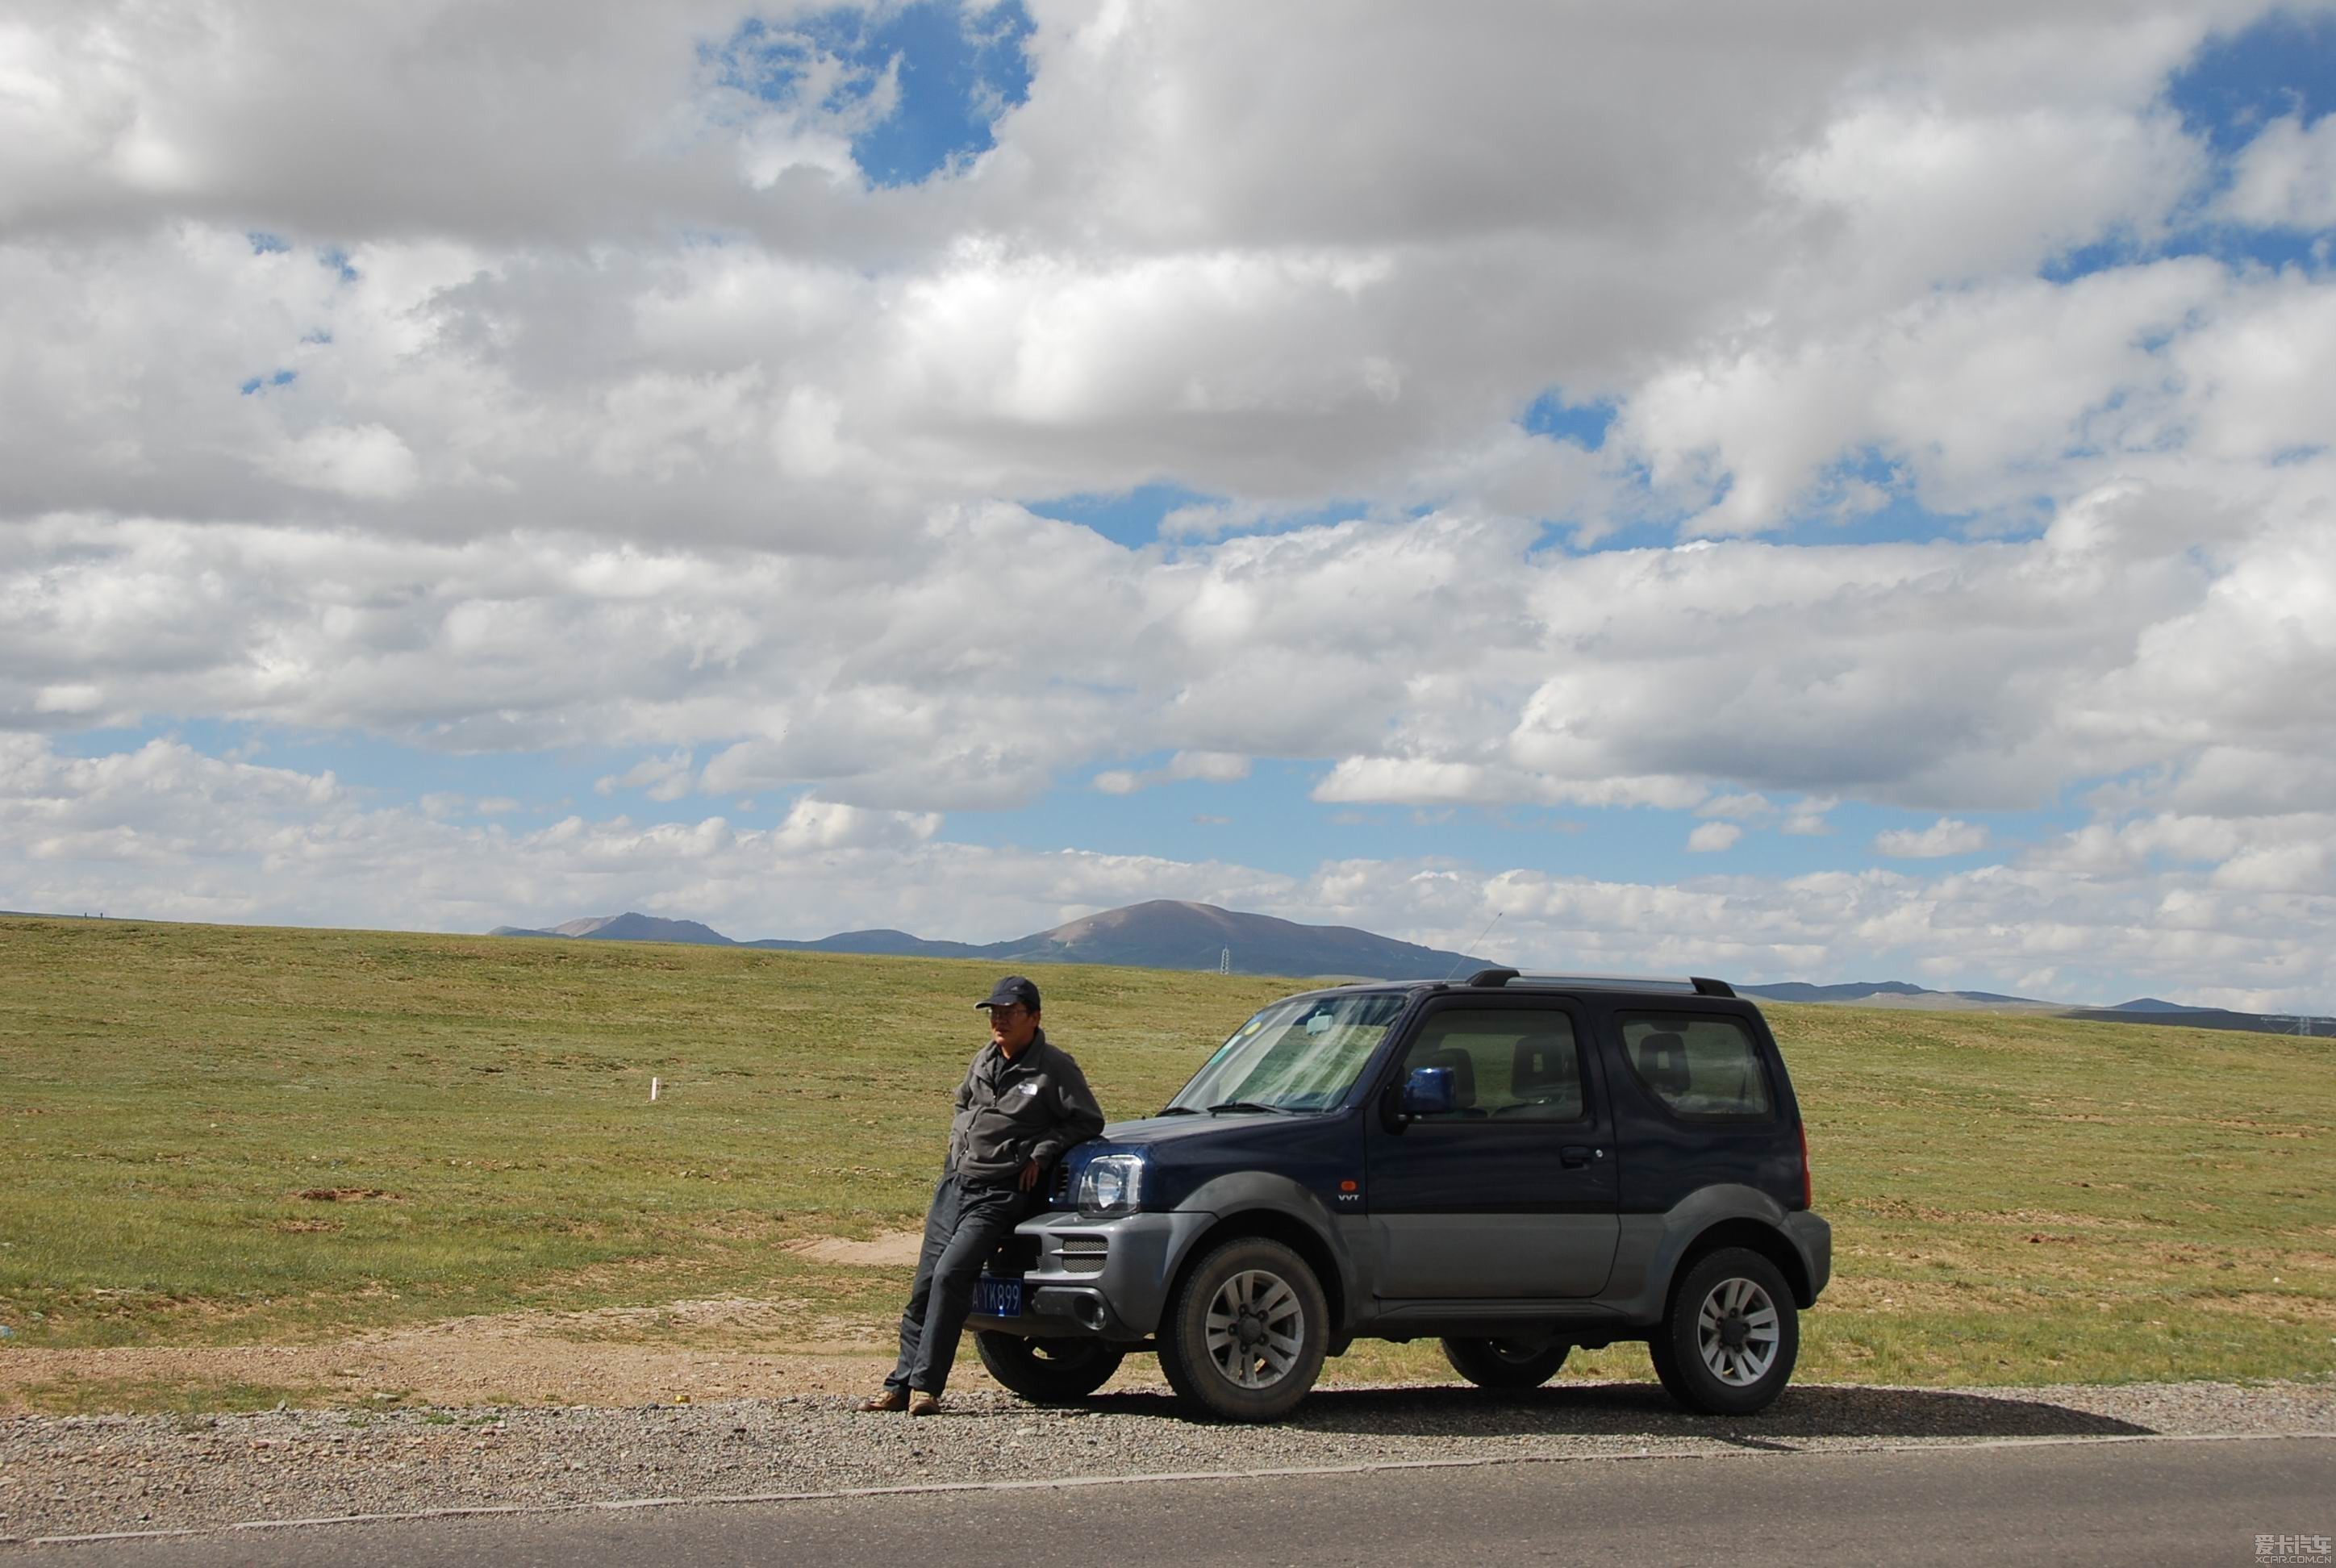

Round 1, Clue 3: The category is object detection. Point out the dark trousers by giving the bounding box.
[886,1174,1035,1395]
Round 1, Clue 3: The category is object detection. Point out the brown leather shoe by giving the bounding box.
[907,1391,942,1416]
[857,1388,907,1412]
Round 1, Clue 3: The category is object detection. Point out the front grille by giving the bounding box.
[1050,1164,1074,1202]
[1057,1234,1108,1274]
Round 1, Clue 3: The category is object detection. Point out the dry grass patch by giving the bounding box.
[781,1232,924,1266]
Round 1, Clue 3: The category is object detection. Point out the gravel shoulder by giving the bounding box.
[5,1378,2332,1546]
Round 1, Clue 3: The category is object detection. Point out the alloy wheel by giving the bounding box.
[1696,1274,1780,1387]
[1203,1268,1305,1389]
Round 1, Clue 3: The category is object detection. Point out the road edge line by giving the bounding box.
[17,1428,2336,1548]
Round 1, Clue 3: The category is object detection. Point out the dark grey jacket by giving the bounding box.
[946,1029,1105,1186]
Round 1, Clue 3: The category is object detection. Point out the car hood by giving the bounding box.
[1053,1110,1319,1192]
[1096,1111,1307,1147]
[1053,1108,1358,1214]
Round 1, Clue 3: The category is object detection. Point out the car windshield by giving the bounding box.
[1163,992,1410,1114]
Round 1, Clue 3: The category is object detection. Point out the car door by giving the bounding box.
[1362,997,1619,1298]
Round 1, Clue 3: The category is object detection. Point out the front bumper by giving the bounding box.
[963,1208,1217,1341]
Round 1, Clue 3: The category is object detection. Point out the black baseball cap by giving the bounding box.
[976,975,1041,1011]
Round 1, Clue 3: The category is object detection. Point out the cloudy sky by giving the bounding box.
[5,1,2334,1008]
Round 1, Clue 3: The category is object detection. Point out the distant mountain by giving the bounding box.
[493,899,1491,981]
[1737,980,2331,1036]
[748,928,993,958]
[991,899,1489,979]
[1738,980,2059,1011]
[491,913,732,945]
[1739,981,1933,1003]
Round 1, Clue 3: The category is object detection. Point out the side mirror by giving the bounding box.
[1399,1065,1454,1118]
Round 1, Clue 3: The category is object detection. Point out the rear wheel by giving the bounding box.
[1155,1236,1329,1422]
[1441,1336,1570,1390]
[973,1332,1125,1403]
[1648,1246,1799,1416]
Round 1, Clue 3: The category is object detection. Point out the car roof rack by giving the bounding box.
[1463,970,1736,998]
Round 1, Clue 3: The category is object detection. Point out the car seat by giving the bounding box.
[1510,1033,1581,1113]
[1634,1032,1691,1099]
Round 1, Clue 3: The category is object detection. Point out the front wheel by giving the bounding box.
[1155,1236,1329,1422]
[1441,1336,1571,1390]
[1648,1246,1800,1416]
[973,1332,1126,1403]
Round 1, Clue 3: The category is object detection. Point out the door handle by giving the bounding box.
[1562,1145,1592,1168]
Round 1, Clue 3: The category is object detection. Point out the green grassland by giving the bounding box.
[2,915,2331,1403]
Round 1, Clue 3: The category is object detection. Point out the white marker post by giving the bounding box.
[650,1077,660,1102]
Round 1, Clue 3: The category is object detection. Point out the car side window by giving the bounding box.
[1395,1008,1584,1121]
[1617,1014,1774,1120]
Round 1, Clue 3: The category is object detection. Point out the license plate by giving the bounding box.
[972,1276,1024,1318]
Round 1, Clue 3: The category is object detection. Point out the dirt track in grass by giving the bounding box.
[0,1291,999,1413]
[0,1229,1163,1412]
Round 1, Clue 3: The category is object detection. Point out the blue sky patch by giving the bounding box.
[711,1,1033,186]
[1521,390,1615,449]
[2165,9,2336,154]
[248,231,291,255]
[2046,220,2330,284]
[1021,482,1217,548]
[1025,485,1383,548]
[1788,448,2009,546]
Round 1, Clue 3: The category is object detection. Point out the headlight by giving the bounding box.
[1074,1153,1146,1213]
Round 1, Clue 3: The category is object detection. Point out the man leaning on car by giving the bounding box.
[861,975,1105,1415]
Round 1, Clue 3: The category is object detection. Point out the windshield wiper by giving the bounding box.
[1153,1105,1201,1116]
[1207,1100,1291,1116]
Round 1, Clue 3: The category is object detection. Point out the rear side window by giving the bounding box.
[1394,1008,1584,1121]
[1617,1014,1774,1121]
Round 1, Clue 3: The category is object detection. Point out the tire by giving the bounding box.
[1648,1246,1800,1416]
[1155,1236,1329,1422]
[1441,1336,1571,1390]
[973,1332,1126,1403]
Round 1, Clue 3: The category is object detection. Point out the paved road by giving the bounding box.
[19,1434,2331,1566]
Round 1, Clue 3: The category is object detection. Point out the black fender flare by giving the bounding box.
[1639,1184,1816,1316]
[1168,1171,1360,1332]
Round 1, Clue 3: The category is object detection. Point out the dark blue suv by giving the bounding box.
[966,971,1830,1421]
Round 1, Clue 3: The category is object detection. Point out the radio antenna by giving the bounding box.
[1445,911,1503,980]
